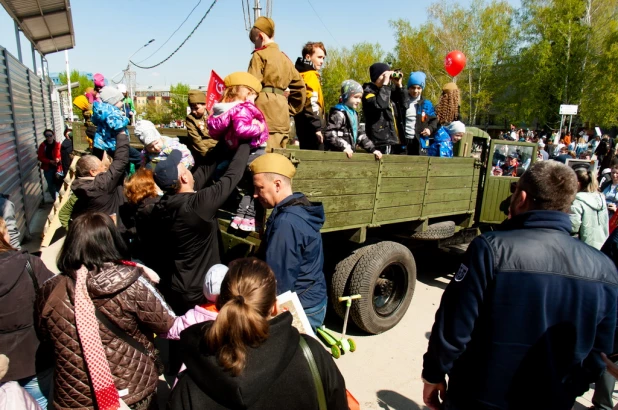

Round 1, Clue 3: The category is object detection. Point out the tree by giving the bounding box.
[143,101,173,125]
[170,83,190,121]
[59,70,93,120]
[321,43,385,114]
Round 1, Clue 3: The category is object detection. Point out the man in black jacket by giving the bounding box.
[362,62,404,155]
[422,160,618,410]
[153,144,250,314]
[71,131,129,224]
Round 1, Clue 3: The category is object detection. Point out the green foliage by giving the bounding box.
[58,70,92,120]
[321,43,385,113]
[321,0,618,129]
[169,83,190,121]
[143,101,173,125]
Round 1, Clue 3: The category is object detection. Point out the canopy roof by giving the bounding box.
[0,0,75,55]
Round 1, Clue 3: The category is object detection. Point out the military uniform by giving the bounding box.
[248,43,306,150]
[185,90,217,161]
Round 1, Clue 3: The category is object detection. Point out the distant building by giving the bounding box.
[134,85,207,107]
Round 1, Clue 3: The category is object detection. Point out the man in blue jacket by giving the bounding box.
[250,153,327,330]
[422,160,618,410]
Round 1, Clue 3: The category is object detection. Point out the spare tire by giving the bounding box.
[348,242,416,334]
[411,221,456,240]
[330,245,376,319]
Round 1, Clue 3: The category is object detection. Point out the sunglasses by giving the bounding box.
[44,134,53,138]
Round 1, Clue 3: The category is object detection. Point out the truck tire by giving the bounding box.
[411,221,456,240]
[330,245,375,319]
[348,242,416,334]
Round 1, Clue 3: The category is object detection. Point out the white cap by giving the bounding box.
[135,120,161,146]
[538,141,545,148]
[446,121,466,135]
[203,264,229,302]
[117,84,127,94]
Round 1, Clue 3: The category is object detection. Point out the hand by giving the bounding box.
[378,71,391,87]
[392,73,403,88]
[421,128,431,137]
[609,203,617,212]
[423,380,447,410]
[374,150,383,160]
[316,131,324,144]
[252,119,265,132]
[602,353,618,379]
[344,148,354,158]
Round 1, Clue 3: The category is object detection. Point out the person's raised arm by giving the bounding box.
[193,143,251,220]
[103,132,129,192]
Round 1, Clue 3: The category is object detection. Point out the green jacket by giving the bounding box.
[570,192,609,250]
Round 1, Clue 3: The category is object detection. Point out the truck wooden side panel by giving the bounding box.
[274,149,477,233]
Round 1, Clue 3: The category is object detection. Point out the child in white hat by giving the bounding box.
[135,120,195,170]
[163,264,229,340]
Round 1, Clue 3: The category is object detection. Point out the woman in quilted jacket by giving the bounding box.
[0,217,55,409]
[35,212,177,410]
[207,72,268,232]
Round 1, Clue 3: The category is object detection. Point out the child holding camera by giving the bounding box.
[362,63,405,155]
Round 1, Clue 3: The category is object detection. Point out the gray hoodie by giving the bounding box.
[570,192,609,250]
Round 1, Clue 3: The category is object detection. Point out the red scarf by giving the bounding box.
[74,265,121,410]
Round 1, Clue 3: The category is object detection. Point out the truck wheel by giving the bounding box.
[330,245,375,319]
[349,242,416,334]
[411,221,456,240]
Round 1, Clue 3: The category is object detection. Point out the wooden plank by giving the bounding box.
[294,178,377,196]
[377,191,424,208]
[425,188,473,203]
[428,162,475,177]
[381,155,430,164]
[295,161,378,180]
[430,157,473,165]
[381,161,429,178]
[323,209,373,230]
[376,204,422,222]
[427,176,474,190]
[423,200,470,216]
[309,194,375,213]
[274,148,377,162]
[380,177,426,193]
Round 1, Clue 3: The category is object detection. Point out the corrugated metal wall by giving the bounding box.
[0,46,55,239]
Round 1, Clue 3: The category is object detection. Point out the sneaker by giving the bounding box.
[230,216,242,229]
[239,218,255,232]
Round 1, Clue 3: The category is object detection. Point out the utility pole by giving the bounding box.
[254,0,261,21]
[65,50,74,123]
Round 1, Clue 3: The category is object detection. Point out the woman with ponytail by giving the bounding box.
[570,167,609,249]
[170,257,348,410]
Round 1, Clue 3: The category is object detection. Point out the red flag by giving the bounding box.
[206,70,224,112]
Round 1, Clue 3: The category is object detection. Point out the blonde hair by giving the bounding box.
[0,218,14,253]
[436,88,461,125]
[221,86,258,103]
[205,257,276,376]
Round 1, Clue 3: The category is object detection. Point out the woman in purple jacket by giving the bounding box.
[207,72,269,232]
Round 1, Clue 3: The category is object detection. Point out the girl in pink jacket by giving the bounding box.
[207,72,269,232]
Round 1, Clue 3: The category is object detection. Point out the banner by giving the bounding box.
[206,70,224,112]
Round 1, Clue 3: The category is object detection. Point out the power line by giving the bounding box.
[131,0,219,70]
[136,0,203,64]
[306,0,339,46]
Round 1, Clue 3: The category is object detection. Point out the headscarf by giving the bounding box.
[73,95,91,112]
[336,80,363,145]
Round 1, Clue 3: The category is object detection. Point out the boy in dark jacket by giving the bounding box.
[325,80,382,159]
[362,62,404,154]
[401,71,438,155]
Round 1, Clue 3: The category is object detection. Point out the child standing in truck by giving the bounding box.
[325,80,382,160]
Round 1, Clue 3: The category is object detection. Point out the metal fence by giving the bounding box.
[0,46,55,239]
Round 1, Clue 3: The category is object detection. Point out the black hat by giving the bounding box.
[508,152,519,160]
[370,62,391,83]
[153,150,183,192]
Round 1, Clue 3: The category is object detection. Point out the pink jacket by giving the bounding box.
[163,305,218,340]
[207,101,269,150]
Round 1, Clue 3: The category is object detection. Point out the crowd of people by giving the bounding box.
[1,14,618,410]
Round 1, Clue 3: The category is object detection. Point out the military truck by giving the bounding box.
[216,130,538,335]
[69,124,537,335]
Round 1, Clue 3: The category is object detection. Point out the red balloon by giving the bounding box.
[445,50,466,77]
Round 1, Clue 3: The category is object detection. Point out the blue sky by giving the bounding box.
[1,0,520,87]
